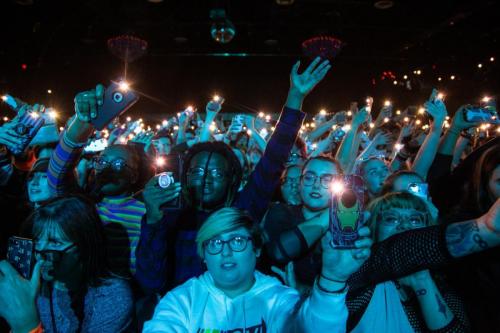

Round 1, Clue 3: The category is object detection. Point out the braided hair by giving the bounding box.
[181,142,243,208]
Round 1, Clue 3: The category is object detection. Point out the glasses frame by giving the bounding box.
[379,211,427,228]
[301,172,335,189]
[187,167,227,180]
[92,157,130,172]
[203,236,253,255]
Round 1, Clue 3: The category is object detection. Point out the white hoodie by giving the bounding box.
[143,270,347,333]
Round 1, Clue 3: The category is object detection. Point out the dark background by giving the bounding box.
[0,0,499,125]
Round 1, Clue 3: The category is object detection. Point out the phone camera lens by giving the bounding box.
[112,92,124,103]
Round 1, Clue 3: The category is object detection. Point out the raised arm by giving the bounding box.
[335,108,369,172]
[411,90,447,180]
[237,57,331,221]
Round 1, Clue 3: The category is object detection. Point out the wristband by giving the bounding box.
[316,277,348,294]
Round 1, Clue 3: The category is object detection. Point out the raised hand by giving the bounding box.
[0,121,23,149]
[424,89,447,129]
[143,175,182,224]
[271,262,297,289]
[74,84,105,123]
[0,260,43,333]
[290,57,331,96]
[352,107,370,128]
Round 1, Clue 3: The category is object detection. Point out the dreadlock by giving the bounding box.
[181,141,243,208]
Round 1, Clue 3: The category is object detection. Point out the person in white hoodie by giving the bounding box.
[143,207,373,333]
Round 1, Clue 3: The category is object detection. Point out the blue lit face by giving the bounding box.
[203,227,259,295]
[27,172,52,204]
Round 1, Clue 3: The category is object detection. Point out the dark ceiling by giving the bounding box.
[0,0,499,124]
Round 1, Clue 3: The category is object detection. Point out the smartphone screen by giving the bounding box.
[160,152,183,209]
[7,236,35,279]
[329,175,365,249]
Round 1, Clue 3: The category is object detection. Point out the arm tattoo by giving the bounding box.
[446,220,489,257]
[435,293,448,319]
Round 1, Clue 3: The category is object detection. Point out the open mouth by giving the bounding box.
[220,262,237,270]
[309,192,322,199]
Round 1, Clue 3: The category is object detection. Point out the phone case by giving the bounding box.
[329,175,365,249]
[463,107,499,124]
[160,152,183,210]
[9,112,46,155]
[90,83,139,131]
[7,236,35,279]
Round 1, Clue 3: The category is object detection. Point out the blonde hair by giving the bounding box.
[196,207,262,257]
[366,192,436,239]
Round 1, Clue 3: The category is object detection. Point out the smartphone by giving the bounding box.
[463,106,499,124]
[7,236,35,279]
[329,175,365,249]
[230,115,245,133]
[407,182,428,200]
[159,152,183,209]
[83,138,109,153]
[90,82,139,131]
[9,111,46,155]
[334,112,347,124]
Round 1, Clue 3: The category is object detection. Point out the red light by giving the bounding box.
[21,64,27,70]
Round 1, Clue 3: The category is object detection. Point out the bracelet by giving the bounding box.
[316,277,348,294]
[320,273,347,284]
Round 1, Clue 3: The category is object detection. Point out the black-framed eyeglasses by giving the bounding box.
[301,172,334,189]
[380,211,427,228]
[203,236,253,255]
[34,243,76,262]
[187,167,227,180]
[92,157,130,172]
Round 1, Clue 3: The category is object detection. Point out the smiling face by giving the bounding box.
[300,159,339,212]
[27,172,52,204]
[203,227,258,295]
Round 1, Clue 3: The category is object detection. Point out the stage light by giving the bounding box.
[209,9,236,44]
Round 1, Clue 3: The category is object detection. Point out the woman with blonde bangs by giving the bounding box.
[144,207,374,333]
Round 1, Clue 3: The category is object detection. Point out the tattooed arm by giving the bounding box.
[445,198,500,258]
[398,270,454,330]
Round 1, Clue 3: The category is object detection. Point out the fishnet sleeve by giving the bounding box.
[348,225,453,291]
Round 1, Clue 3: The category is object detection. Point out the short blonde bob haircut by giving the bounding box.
[196,207,263,257]
[366,191,437,240]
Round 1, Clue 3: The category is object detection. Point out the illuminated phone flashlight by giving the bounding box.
[173,125,179,131]
[384,100,391,107]
[209,124,216,132]
[310,122,316,128]
[415,119,422,125]
[403,116,410,122]
[3,116,9,121]
[305,123,310,128]
[311,143,317,150]
[347,111,353,116]
[258,112,264,118]
[1,95,7,102]
[186,105,194,112]
[436,92,445,101]
[418,107,425,115]
[213,95,221,102]
[383,117,390,123]
[156,156,166,167]
[482,96,491,103]
[162,119,168,127]
[118,81,130,91]
[126,116,132,122]
[331,181,344,195]
[265,114,271,122]
[271,126,276,131]
[443,122,450,128]
[48,110,58,119]
[342,124,351,132]
[395,143,404,151]
[369,122,375,128]
[119,137,127,143]
[496,127,500,133]
[156,124,161,130]
[30,112,40,119]
[246,129,252,136]
[396,110,401,115]
[319,109,327,116]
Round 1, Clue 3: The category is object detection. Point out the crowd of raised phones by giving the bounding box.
[0,57,499,333]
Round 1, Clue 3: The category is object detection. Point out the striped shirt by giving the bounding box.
[48,132,146,275]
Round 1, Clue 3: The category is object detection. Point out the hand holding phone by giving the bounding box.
[7,236,35,279]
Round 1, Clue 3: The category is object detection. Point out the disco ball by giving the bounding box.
[107,35,148,63]
[302,36,343,60]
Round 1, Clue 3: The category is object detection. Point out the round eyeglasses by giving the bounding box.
[203,236,253,255]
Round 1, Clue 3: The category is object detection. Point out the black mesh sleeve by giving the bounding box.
[348,225,453,291]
